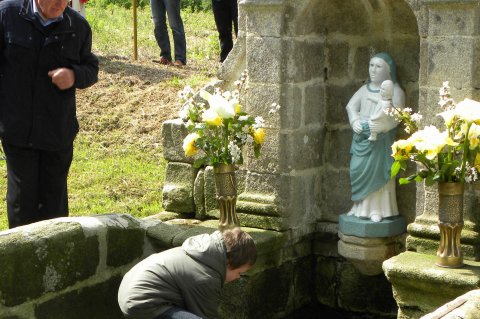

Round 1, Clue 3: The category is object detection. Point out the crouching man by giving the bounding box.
[118,227,257,319]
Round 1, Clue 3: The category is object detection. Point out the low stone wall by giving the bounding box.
[0,214,150,319]
[0,213,398,319]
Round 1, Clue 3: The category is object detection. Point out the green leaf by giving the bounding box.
[193,158,206,168]
[391,161,401,178]
[254,144,261,158]
[399,178,411,185]
[425,175,435,186]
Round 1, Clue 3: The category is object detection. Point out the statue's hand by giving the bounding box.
[352,121,363,134]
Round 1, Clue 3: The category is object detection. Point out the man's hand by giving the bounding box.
[48,68,75,90]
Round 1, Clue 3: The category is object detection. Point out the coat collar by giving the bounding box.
[19,0,75,33]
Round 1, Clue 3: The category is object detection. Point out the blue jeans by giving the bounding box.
[156,307,202,319]
[150,0,186,64]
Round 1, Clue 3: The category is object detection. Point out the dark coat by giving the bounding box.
[118,231,227,319]
[0,0,98,150]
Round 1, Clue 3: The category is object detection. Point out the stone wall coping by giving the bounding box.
[145,218,287,257]
[384,251,480,287]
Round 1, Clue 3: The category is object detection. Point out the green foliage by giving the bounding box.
[89,0,211,11]
[181,0,212,12]
[88,0,149,9]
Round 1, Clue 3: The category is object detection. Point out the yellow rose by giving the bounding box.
[235,103,242,114]
[391,139,413,158]
[202,109,222,126]
[253,128,265,144]
[468,124,480,150]
[183,133,199,157]
[475,153,480,170]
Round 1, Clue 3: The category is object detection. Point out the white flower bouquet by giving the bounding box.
[178,71,279,168]
[391,81,480,185]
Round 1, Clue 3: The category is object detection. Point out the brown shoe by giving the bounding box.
[174,60,186,67]
[153,57,173,65]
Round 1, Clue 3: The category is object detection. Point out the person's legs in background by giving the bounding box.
[151,0,173,64]
[230,0,238,38]
[164,0,186,65]
[3,143,41,228]
[2,142,73,229]
[37,144,73,222]
[212,0,233,62]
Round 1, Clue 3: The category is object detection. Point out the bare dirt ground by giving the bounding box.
[76,54,218,149]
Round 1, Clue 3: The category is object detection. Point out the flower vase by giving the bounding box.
[213,164,239,229]
[436,182,464,268]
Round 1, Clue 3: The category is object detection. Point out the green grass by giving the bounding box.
[68,135,166,218]
[0,5,218,231]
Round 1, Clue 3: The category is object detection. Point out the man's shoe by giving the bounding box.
[153,57,173,65]
[174,60,186,67]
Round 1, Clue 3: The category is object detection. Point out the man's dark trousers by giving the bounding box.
[2,142,73,228]
[212,0,238,62]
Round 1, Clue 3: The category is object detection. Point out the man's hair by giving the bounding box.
[222,227,257,269]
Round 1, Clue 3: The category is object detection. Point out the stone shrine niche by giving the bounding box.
[272,0,420,226]
[161,0,420,231]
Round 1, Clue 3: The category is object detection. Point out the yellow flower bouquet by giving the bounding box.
[178,72,277,168]
[391,81,480,185]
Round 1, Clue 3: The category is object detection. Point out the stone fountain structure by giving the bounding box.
[163,0,480,318]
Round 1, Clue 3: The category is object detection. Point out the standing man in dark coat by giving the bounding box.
[212,0,237,62]
[0,0,99,228]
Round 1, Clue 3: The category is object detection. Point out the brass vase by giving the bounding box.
[213,164,239,229]
[436,182,464,268]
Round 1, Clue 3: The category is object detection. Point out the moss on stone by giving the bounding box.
[35,276,124,319]
[384,251,480,315]
[106,227,144,267]
[146,221,189,249]
[245,263,293,317]
[237,213,286,231]
[0,223,99,306]
[315,257,338,308]
[338,262,397,315]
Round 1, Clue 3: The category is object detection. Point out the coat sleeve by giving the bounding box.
[185,280,222,319]
[71,23,98,89]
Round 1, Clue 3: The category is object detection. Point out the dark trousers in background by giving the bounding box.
[212,0,238,62]
[150,0,187,64]
[2,142,73,229]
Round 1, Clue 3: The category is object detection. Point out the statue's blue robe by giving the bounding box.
[350,122,396,201]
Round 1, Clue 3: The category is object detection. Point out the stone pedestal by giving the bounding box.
[338,214,406,275]
[383,251,480,319]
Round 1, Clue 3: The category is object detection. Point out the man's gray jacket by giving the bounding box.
[118,231,228,319]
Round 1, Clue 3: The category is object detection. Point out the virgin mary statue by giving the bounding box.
[346,52,405,222]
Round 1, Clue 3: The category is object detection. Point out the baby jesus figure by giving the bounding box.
[368,80,394,142]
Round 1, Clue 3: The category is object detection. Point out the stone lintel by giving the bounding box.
[383,251,480,319]
[339,214,406,238]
